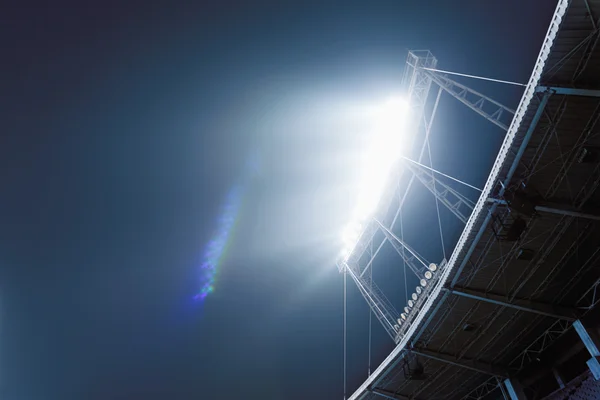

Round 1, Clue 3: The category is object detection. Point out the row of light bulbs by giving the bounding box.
[393,262,438,332]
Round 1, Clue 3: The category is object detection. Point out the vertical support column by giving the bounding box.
[498,377,510,400]
[552,368,565,389]
[573,320,600,380]
[504,378,527,400]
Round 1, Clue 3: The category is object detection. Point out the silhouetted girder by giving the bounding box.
[409,347,509,378]
[344,262,400,341]
[536,85,600,97]
[487,198,600,221]
[535,205,600,221]
[371,388,410,400]
[424,70,515,130]
[444,287,579,321]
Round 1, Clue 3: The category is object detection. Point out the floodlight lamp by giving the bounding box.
[342,96,411,254]
[394,324,399,331]
[397,318,403,325]
[411,293,418,301]
[428,263,438,272]
[374,97,410,135]
[401,313,407,320]
[408,299,414,308]
[420,279,427,287]
[404,306,410,314]
[341,247,350,259]
[341,222,363,252]
[416,286,422,295]
[425,270,433,280]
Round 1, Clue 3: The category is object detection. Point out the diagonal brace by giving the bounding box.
[371,388,410,400]
[409,347,509,378]
[445,287,579,321]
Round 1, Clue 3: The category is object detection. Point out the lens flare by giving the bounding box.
[194,151,259,301]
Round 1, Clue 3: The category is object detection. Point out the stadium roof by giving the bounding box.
[349,0,600,398]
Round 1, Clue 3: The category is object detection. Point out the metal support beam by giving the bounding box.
[405,160,474,224]
[444,287,578,321]
[573,320,600,380]
[371,388,410,400]
[425,70,515,130]
[552,368,566,389]
[409,347,509,378]
[499,377,511,400]
[536,85,600,97]
[487,198,600,221]
[535,205,600,221]
[504,378,527,400]
[447,91,551,292]
[374,218,426,278]
[342,262,400,342]
[460,377,504,400]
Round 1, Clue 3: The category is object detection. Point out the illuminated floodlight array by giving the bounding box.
[394,263,439,335]
[341,97,411,260]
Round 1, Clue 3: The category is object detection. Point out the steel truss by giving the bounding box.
[344,54,531,397]
[447,16,600,394]
[455,247,600,399]
[343,260,400,341]
[345,55,552,397]
[344,3,600,396]
[389,101,595,400]
[375,219,429,278]
[424,69,515,131]
[404,160,475,224]
[340,49,475,347]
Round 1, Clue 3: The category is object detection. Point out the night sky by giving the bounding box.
[1,1,556,399]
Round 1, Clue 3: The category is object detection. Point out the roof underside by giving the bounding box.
[357,1,600,399]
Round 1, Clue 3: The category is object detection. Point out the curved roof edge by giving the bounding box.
[347,0,570,399]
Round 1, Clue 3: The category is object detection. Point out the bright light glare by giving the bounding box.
[341,97,411,260]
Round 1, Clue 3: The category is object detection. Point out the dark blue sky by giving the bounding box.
[1,1,556,399]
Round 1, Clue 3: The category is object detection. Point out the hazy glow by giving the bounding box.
[341,97,410,259]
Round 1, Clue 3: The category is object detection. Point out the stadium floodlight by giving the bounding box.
[428,263,438,272]
[404,306,410,314]
[411,293,418,301]
[424,270,433,280]
[400,313,407,320]
[340,97,411,260]
[408,299,414,308]
[397,318,403,325]
[416,286,422,295]
[420,279,427,287]
[394,324,399,331]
